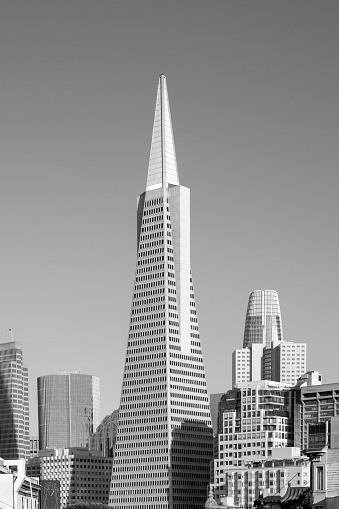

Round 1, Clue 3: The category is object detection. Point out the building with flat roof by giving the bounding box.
[38,372,100,450]
[212,448,310,508]
[26,448,112,507]
[0,341,29,459]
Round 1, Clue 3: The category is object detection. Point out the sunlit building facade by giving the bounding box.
[211,381,297,507]
[243,290,283,349]
[109,75,213,509]
[232,290,306,386]
[38,372,100,449]
[27,448,112,507]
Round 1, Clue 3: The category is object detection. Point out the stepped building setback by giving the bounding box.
[109,74,213,508]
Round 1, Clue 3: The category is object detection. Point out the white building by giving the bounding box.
[232,290,307,387]
[26,448,112,508]
[212,448,310,508]
[109,74,213,509]
[0,458,40,509]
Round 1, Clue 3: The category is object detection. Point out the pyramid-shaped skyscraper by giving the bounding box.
[109,75,213,508]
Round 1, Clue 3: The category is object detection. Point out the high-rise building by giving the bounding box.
[109,74,213,509]
[38,372,100,449]
[0,341,29,459]
[211,381,297,507]
[243,290,283,349]
[271,340,307,385]
[232,290,306,386]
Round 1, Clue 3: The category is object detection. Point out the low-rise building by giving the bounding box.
[213,448,310,508]
[26,448,112,507]
[0,458,40,509]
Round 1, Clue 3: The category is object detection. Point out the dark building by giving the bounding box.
[90,409,118,457]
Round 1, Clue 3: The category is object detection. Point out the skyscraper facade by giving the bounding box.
[243,290,283,349]
[109,75,213,509]
[232,290,306,386]
[38,373,100,450]
[0,341,30,459]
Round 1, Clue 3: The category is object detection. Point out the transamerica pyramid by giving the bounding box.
[109,75,213,509]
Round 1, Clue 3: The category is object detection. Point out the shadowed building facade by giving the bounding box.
[0,341,29,459]
[90,409,119,457]
[38,373,100,450]
[109,75,213,509]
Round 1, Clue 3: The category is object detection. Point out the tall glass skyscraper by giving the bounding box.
[109,75,213,509]
[0,341,29,459]
[38,372,100,449]
[243,290,283,349]
[233,290,306,386]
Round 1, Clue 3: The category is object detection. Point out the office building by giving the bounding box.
[243,290,283,349]
[38,372,100,449]
[211,382,302,507]
[272,340,307,385]
[232,290,306,386]
[27,448,112,507]
[298,373,339,451]
[0,341,29,459]
[214,381,295,465]
[109,74,213,509]
[90,409,119,457]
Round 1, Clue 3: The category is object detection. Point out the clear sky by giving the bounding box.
[1,0,338,435]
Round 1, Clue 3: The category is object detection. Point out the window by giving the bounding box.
[316,466,324,490]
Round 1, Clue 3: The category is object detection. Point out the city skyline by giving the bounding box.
[1,1,339,435]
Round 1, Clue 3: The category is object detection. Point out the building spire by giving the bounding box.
[146,74,179,191]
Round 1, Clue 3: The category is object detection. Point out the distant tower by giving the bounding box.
[38,373,100,449]
[109,75,213,508]
[232,290,306,386]
[0,341,30,459]
[243,290,283,348]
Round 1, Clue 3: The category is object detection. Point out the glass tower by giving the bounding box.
[109,75,213,509]
[243,290,283,349]
[232,290,306,386]
[0,341,30,459]
[38,372,100,449]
